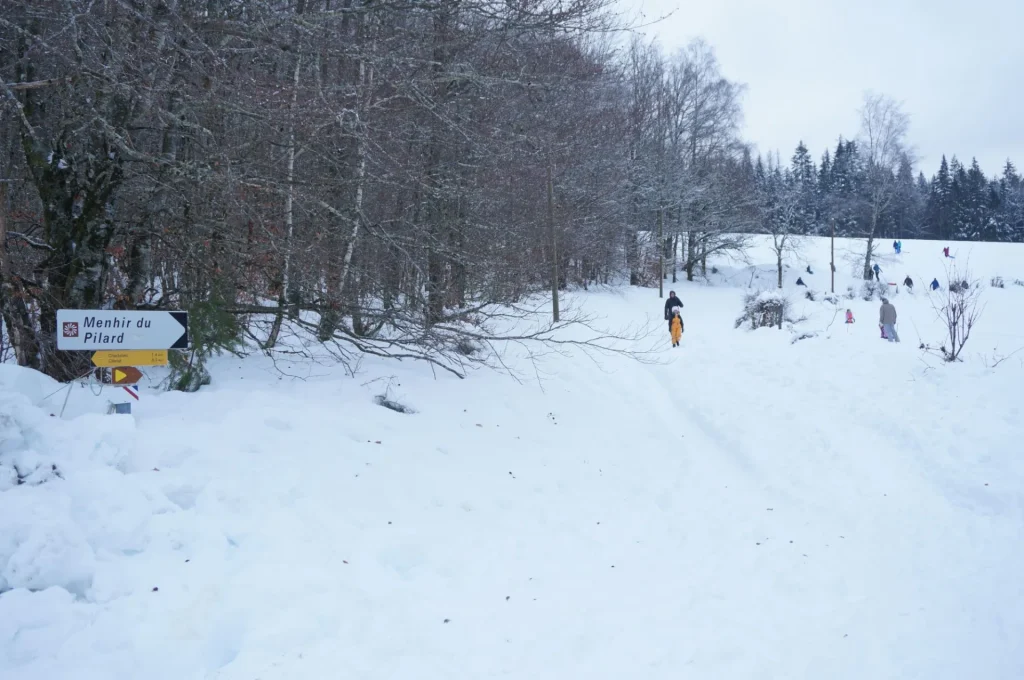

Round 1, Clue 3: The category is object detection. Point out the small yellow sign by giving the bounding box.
[92,350,168,367]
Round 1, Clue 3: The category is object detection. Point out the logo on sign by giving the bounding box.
[62,321,79,338]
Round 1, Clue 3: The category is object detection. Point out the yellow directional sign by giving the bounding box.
[92,350,168,367]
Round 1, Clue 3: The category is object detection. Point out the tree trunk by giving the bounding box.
[685,230,696,281]
[0,182,41,368]
[657,206,663,298]
[548,163,559,322]
[671,233,678,283]
[267,55,302,350]
[777,248,783,289]
[27,143,121,381]
[863,208,878,280]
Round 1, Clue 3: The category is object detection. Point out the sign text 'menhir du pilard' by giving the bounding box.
[56,309,189,351]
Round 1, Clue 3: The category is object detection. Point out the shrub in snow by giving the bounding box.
[455,338,479,357]
[0,408,62,490]
[374,394,416,414]
[1014,279,1024,287]
[991,276,1004,288]
[735,290,789,330]
[948,280,971,293]
[845,285,856,300]
[861,281,883,301]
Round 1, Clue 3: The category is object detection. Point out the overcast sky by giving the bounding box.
[628,0,1023,179]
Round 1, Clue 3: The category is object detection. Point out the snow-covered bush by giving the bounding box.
[861,281,883,301]
[990,276,1004,288]
[735,290,790,330]
[845,285,856,300]
[804,289,817,301]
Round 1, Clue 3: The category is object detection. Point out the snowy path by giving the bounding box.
[3,237,1024,679]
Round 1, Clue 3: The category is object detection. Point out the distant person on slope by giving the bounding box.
[893,240,899,253]
[664,291,683,332]
[904,275,914,292]
[879,297,900,343]
[796,276,806,286]
[931,278,940,291]
[845,309,855,324]
[872,263,881,281]
[670,307,683,348]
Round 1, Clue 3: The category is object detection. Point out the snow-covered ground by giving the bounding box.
[2,236,1024,679]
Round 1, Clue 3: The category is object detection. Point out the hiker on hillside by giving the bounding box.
[943,246,950,258]
[931,278,940,291]
[879,297,900,343]
[669,307,683,347]
[796,276,806,286]
[872,263,881,281]
[904,275,914,292]
[893,240,898,253]
[845,309,855,324]
[663,291,683,332]
[806,265,813,275]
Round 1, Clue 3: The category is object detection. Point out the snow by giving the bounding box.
[2,236,1024,679]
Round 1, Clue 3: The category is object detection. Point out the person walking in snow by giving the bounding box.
[872,263,881,281]
[669,307,683,347]
[893,240,899,253]
[845,309,855,324]
[879,297,899,343]
[663,291,683,332]
[931,277,940,291]
[903,275,914,292]
[796,276,806,286]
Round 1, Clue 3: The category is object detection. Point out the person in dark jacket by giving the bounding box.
[872,263,881,281]
[931,278,940,291]
[664,291,683,331]
[796,277,806,286]
[903,275,913,291]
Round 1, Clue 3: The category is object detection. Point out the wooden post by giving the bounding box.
[830,219,836,294]
[547,163,559,322]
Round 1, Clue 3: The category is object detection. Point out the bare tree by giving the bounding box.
[931,263,984,362]
[858,92,910,280]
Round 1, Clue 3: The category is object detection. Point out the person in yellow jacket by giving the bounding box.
[669,307,683,347]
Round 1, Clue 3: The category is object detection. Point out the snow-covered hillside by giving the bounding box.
[2,236,1023,679]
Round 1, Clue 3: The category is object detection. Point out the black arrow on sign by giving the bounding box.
[170,312,189,349]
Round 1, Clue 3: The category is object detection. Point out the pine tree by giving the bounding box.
[892,154,920,238]
[933,155,952,238]
[790,141,817,233]
[1000,160,1024,241]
